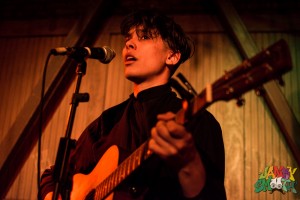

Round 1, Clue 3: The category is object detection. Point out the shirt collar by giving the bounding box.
[130,83,172,102]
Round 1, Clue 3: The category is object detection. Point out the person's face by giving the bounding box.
[122,27,172,84]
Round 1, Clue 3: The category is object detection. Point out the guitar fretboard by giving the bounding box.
[93,141,152,199]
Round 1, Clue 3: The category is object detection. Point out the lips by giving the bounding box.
[124,54,137,64]
[126,56,136,61]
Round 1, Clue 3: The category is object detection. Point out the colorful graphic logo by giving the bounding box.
[254,166,298,194]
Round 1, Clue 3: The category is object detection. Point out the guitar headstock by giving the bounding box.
[181,39,293,123]
[212,39,292,102]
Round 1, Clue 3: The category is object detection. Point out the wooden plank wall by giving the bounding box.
[1,14,299,200]
[0,36,67,199]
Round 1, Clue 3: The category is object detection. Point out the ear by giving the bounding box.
[166,51,181,66]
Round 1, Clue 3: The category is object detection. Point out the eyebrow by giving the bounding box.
[124,33,132,39]
[124,28,136,39]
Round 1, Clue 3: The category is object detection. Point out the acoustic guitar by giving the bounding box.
[67,39,292,200]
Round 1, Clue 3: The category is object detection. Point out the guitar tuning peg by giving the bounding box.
[236,97,245,107]
[255,86,266,96]
[224,70,229,80]
[277,76,285,86]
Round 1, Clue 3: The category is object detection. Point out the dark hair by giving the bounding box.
[120,10,194,68]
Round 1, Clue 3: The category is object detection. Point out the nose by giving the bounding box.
[125,39,136,50]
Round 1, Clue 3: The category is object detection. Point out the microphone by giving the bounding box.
[50,46,116,64]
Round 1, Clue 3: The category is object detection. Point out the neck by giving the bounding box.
[133,79,169,97]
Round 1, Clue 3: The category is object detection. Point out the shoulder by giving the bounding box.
[79,99,131,141]
[102,99,130,120]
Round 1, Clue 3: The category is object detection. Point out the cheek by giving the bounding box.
[121,48,126,60]
[151,48,168,63]
[157,54,168,67]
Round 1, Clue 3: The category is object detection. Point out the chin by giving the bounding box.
[125,75,144,84]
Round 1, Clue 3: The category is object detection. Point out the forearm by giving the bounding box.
[178,151,206,198]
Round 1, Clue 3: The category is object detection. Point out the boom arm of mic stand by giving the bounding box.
[52,60,89,200]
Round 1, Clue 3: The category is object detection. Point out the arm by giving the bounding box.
[148,112,206,198]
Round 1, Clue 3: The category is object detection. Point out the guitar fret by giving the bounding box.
[94,187,99,200]
[144,143,150,160]
[111,170,117,190]
[103,178,110,199]
[141,142,149,161]
[102,179,108,198]
[100,186,104,199]
[138,147,142,162]
[133,149,139,168]
[106,178,112,197]
[137,146,142,166]
[96,183,102,200]
[124,156,129,177]
[130,152,135,169]
[111,172,117,191]
[94,188,98,200]
[120,162,125,180]
[115,164,121,183]
[105,178,111,198]
[107,174,112,195]
[141,144,146,160]
[127,155,132,175]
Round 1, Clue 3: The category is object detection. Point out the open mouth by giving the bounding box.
[126,56,137,61]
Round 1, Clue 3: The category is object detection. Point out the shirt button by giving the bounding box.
[129,186,139,197]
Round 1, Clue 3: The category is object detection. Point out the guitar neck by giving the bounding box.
[93,141,152,199]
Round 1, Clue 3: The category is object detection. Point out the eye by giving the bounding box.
[139,34,150,40]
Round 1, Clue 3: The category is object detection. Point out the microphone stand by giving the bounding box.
[52,59,89,200]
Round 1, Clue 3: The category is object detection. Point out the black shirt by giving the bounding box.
[40,84,226,200]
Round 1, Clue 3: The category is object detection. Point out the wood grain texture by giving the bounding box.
[1,13,299,200]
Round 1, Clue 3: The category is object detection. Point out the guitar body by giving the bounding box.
[71,145,119,200]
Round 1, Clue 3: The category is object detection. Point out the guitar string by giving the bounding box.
[89,142,150,199]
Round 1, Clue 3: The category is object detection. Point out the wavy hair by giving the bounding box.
[120,9,194,71]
